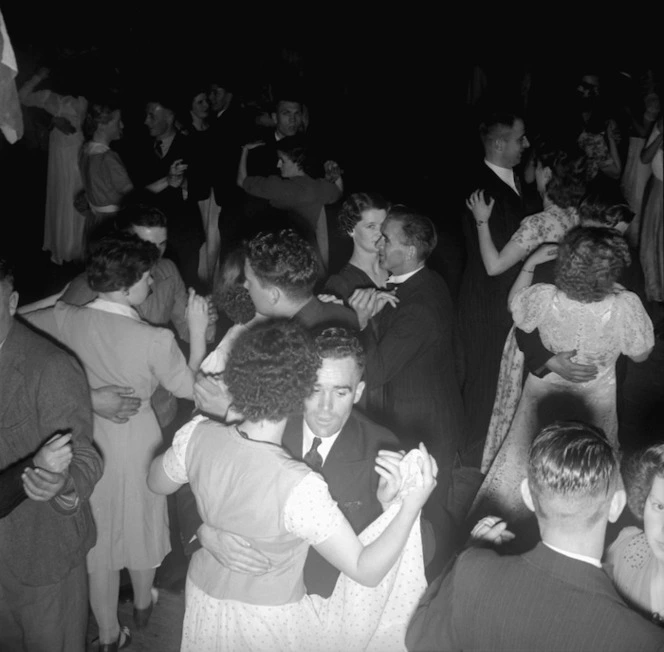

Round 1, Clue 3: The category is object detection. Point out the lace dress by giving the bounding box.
[472,284,654,524]
[481,204,579,472]
[162,416,427,652]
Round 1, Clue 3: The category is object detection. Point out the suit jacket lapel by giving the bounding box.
[282,416,304,460]
[0,323,24,422]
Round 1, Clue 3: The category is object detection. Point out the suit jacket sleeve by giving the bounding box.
[515,327,553,377]
[513,260,556,377]
[364,302,439,389]
[38,347,102,514]
[176,483,203,556]
[0,462,28,518]
[406,560,460,652]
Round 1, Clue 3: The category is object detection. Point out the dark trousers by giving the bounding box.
[0,562,88,652]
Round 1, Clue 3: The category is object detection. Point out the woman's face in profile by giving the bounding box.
[351,208,387,254]
[644,475,664,564]
[191,93,209,121]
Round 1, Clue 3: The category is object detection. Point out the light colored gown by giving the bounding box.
[472,284,654,523]
[20,89,87,263]
[481,204,579,472]
[25,299,195,571]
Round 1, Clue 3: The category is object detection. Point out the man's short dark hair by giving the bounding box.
[386,205,438,262]
[87,232,159,293]
[246,229,318,301]
[528,421,619,522]
[479,112,521,147]
[116,203,168,231]
[313,327,366,375]
[0,257,15,288]
[272,94,304,114]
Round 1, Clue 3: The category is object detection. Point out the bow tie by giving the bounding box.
[385,282,398,291]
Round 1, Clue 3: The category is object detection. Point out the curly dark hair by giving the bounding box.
[337,192,389,236]
[276,136,323,178]
[86,232,159,293]
[313,327,366,374]
[246,229,318,301]
[554,227,630,303]
[223,319,320,422]
[386,205,438,262]
[211,246,256,325]
[535,144,588,209]
[622,443,664,521]
[578,186,634,228]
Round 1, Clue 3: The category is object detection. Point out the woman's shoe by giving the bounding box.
[133,587,159,630]
[97,625,132,651]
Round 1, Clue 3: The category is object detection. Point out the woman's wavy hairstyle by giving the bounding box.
[223,319,320,423]
[211,245,256,325]
[554,226,630,302]
[336,192,389,236]
[535,142,589,209]
[83,93,121,139]
[86,232,159,293]
[622,443,664,521]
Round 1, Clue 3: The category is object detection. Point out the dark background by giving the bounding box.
[1,9,660,300]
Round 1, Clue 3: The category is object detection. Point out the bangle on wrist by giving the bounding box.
[523,268,535,274]
[474,219,488,227]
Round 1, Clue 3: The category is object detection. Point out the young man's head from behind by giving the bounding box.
[243,229,318,316]
[522,421,625,532]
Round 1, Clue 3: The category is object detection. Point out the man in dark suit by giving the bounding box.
[350,207,465,509]
[126,93,203,289]
[0,257,103,652]
[180,327,414,598]
[406,421,664,652]
[457,112,541,467]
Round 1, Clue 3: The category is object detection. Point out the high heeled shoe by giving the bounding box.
[133,587,159,630]
[96,625,132,651]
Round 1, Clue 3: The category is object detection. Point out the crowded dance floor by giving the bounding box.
[1,9,663,652]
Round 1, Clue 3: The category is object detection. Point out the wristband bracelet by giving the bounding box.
[474,219,488,227]
[523,268,535,274]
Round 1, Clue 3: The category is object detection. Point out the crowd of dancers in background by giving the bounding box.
[1,58,663,652]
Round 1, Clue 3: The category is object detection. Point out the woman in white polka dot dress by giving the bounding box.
[149,320,436,651]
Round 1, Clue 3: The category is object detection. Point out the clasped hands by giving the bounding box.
[196,445,438,575]
[348,287,399,330]
[22,433,73,502]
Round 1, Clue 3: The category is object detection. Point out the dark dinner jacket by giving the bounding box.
[0,320,102,586]
[457,162,542,464]
[294,295,359,331]
[406,542,664,652]
[364,267,465,465]
[283,409,400,597]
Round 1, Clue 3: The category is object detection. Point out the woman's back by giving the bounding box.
[512,284,654,381]
[172,417,341,605]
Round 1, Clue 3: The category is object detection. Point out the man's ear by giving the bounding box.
[271,112,278,126]
[353,380,366,404]
[268,285,280,306]
[407,245,417,261]
[9,291,19,317]
[520,478,536,513]
[609,488,627,523]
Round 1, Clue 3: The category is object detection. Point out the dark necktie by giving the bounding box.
[304,437,323,472]
[154,139,163,159]
[385,282,398,291]
[514,173,522,197]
